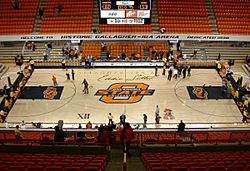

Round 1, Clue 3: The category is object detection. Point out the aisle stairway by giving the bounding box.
[105,146,146,171]
[32,0,47,34]
[151,0,160,33]
[92,0,99,33]
[205,0,219,34]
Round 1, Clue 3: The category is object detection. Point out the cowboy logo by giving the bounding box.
[43,87,58,99]
[95,83,155,103]
[192,87,208,99]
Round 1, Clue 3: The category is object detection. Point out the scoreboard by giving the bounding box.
[99,0,151,24]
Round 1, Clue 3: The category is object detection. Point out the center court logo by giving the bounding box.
[95,83,155,104]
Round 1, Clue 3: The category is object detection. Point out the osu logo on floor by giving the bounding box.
[95,83,155,103]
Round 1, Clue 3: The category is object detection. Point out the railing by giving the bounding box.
[0,128,250,146]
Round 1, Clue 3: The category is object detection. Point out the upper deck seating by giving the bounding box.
[40,0,93,34]
[158,0,211,34]
[213,0,250,35]
[0,0,39,35]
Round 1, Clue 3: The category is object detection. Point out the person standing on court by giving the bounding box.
[52,75,58,87]
[155,65,158,76]
[107,113,114,125]
[71,69,75,80]
[120,113,126,125]
[155,105,160,124]
[143,114,147,128]
[183,66,187,78]
[65,69,70,80]
[82,79,89,94]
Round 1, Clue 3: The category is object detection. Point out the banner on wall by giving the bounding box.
[0,34,250,42]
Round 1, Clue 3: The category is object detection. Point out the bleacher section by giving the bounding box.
[213,0,250,35]
[0,0,38,35]
[82,43,102,59]
[0,153,108,171]
[106,43,145,59]
[40,0,93,34]
[104,42,168,60]
[181,43,250,60]
[157,0,211,34]
[141,151,250,171]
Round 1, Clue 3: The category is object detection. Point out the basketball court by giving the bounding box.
[3,63,247,128]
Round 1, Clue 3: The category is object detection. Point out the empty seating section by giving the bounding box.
[0,153,108,171]
[213,0,250,35]
[158,0,211,34]
[104,43,167,59]
[106,43,144,59]
[82,43,102,59]
[142,151,250,171]
[40,0,93,34]
[99,24,152,33]
[0,0,38,35]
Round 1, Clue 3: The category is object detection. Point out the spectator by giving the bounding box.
[54,125,66,142]
[21,120,26,129]
[32,42,36,52]
[43,51,48,60]
[177,120,185,135]
[29,58,35,71]
[15,125,22,140]
[46,43,52,55]
[242,110,248,123]
[39,7,44,19]
[246,55,250,63]
[217,53,221,61]
[55,8,59,17]
[57,3,63,12]
[61,59,66,69]
[86,121,92,129]
[11,0,20,10]
[77,132,86,143]
[15,54,24,70]
[121,52,126,60]
[101,42,106,51]
[120,123,134,157]
[32,122,42,128]
[120,113,126,125]
[160,27,166,33]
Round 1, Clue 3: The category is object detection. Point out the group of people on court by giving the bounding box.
[155,63,191,80]
[51,69,89,94]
